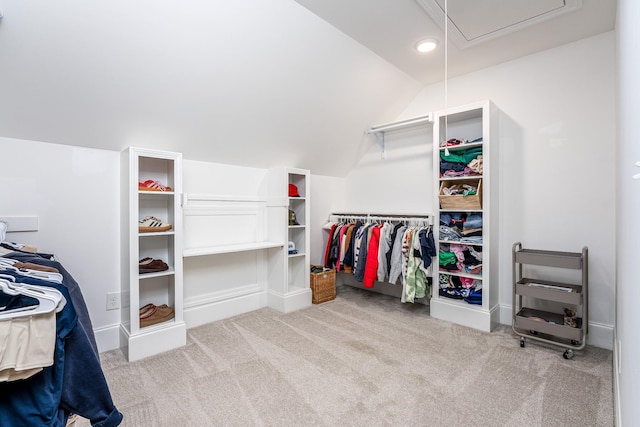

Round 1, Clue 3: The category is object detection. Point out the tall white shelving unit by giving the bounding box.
[431,100,499,332]
[267,167,312,313]
[120,147,186,361]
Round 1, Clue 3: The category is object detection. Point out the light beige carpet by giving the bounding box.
[78,285,614,426]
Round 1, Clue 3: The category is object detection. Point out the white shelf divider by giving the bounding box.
[183,241,283,257]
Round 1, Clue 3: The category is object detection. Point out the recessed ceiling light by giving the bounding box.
[415,38,439,53]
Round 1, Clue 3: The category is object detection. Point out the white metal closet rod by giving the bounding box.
[366,114,433,159]
[366,114,433,134]
[329,213,432,225]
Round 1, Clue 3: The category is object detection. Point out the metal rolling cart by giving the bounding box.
[512,242,588,359]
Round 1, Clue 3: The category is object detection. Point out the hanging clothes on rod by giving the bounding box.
[323,213,435,303]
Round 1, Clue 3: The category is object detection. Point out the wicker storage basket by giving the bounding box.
[310,266,336,304]
[439,178,482,210]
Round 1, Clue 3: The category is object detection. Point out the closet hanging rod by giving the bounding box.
[329,213,432,225]
[366,114,433,135]
[330,212,432,218]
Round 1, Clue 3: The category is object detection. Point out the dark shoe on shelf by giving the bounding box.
[139,258,169,274]
[139,303,156,318]
[140,304,175,328]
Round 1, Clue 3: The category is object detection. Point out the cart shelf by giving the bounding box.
[512,242,588,359]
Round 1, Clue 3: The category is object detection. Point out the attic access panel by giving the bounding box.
[417,0,583,48]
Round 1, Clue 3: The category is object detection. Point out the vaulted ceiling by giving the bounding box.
[0,1,616,177]
[295,0,616,85]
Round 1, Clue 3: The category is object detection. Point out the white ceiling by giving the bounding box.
[294,0,616,84]
[0,1,616,177]
[423,0,580,47]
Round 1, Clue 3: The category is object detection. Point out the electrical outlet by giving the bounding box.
[106,292,121,310]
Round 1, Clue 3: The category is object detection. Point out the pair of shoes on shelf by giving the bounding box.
[138,180,172,192]
[139,257,169,274]
[139,216,172,233]
[139,303,175,328]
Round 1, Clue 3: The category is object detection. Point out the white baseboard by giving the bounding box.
[121,321,187,362]
[499,304,613,350]
[430,298,498,332]
[184,290,268,329]
[267,288,312,313]
[94,323,122,353]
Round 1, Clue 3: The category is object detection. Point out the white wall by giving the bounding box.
[343,32,616,349]
[616,0,640,424]
[309,174,347,266]
[0,137,122,349]
[344,125,435,214]
[183,159,268,196]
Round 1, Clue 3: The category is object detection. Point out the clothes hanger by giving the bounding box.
[8,282,67,315]
[1,278,62,305]
[0,278,61,320]
[0,263,66,311]
[0,281,40,316]
[0,257,17,266]
[17,269,63,284]
[0,273,16,282]
[0,263,63,284]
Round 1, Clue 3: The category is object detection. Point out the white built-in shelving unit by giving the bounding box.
[267,167,312,313]
[121,160,313,359]
[431,100,499,332]
[120,147,186,361]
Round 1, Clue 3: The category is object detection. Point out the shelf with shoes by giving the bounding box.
[431,100,499,333]
[138,257,170,275]
[120,147,186,361]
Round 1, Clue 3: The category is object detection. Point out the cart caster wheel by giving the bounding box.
[571,340,579,346]
[563,349,574,360]
[529,330,538,336]
[520,337,525,348]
